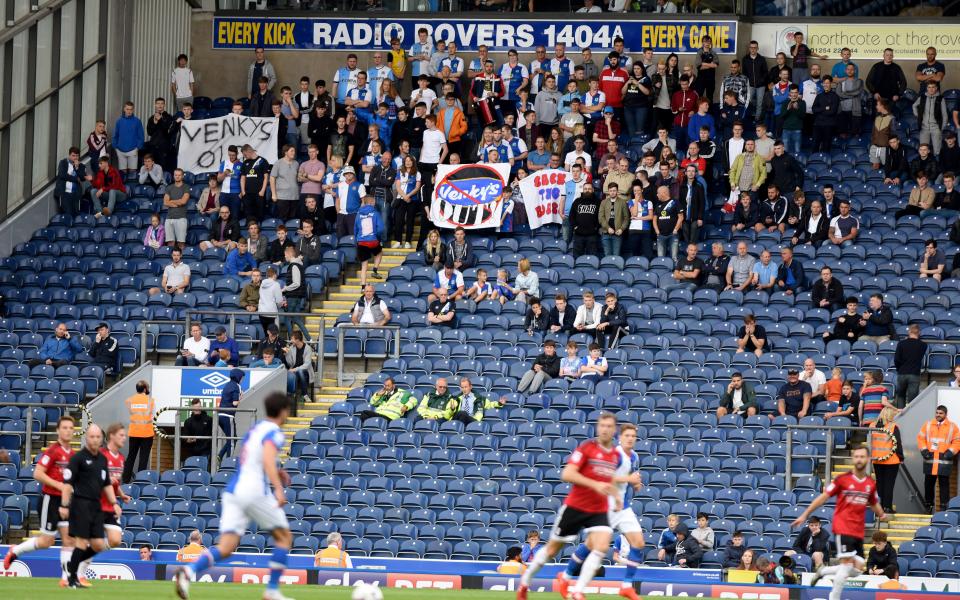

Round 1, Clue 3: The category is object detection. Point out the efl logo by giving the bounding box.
[0,560,31,577]
[86,563,136,581]
[387,574,461,590]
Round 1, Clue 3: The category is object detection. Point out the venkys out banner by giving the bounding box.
[177,114,278,172]
[429,163,510,230]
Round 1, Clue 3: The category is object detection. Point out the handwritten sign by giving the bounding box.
[520,169,567,229]
[177,114,278,172]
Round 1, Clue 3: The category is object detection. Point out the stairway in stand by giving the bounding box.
[280,243,415,457]
[830,458,931,550]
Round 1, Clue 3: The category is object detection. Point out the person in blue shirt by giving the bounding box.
[332,53,360,111]
[369,104,393,152]
[830,48,858,82]
[520,530,544,563]
[345,71,374,124]
[408,28,433,91]
[113,101,144,176]
[776,246,806,295]
[223,237,258,279]
[206,326,240,367]
[250,347,284,370]
[335,166,366,237]
[354,195,385,287]
[499,49,530,105]
[29,323,84,368]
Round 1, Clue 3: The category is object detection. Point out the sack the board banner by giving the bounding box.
[213,17,737,54]
[429,163,510,230]
[520,169,566,229]
[177,114,278,173]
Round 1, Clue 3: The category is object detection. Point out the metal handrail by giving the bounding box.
[785,424,882,491]
[335,324,402,387]
[153,405,260,475]
[0,402,91,465]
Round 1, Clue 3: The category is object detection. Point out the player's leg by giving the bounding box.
[67,504,104,588]
[4,494,62,570]
[79,521,122,580]
[263,527,294,600]
[619,530,646,600]
[520,538,564,586]
[571,527,612,596]
[556,543,590,598]
[176,497,246,598]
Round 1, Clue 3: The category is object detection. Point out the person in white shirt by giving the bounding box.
[150,248,190,296]
[654,0,678,12]
[573,291,603,332]
[170,53,195,111]
[800,358,828,405]
[176,324,210,366]
[352,284,392,326]
[420,114,448,212]
[576,0,603,11]
[564,136,592,171]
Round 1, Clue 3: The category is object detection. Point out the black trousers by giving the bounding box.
[242,192,264,223]
[392,201,420,244]
[925,473,951,510]
[572,234,601,258]
[451,411,476,425]
[874,462,899,510]
[812,125,834,152]
[359,409,384,422]
[122,436,154,483]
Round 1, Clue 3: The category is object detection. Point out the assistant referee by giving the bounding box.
[59,424,120,588]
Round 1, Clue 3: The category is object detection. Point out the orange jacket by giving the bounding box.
[177,542,204,562]
[918,417,960,476]
[436,107,467,143]
[125,393,155,438]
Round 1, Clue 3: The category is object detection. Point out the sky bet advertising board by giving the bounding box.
[213,16,737,55]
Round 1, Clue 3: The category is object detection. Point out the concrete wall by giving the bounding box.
[189,11,960,104]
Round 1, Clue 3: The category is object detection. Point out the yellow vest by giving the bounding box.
[315,545,349,568]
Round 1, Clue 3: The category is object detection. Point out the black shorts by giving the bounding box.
[68,498,105,540]
[550,505,610,542]
[103,511,121,531]
[835,534,864,559]
[38,493,67,536]
[357,243,382,262]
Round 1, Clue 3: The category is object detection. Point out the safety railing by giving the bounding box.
[0,402,92,465]
[152,405,260,475]
[138,310,326,384]
[785,424,878,491]
[335,323,402,387]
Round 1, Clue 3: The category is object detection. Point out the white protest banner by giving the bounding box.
[177,114,278,172]
[429,163,510,230]
[520,169,567,229]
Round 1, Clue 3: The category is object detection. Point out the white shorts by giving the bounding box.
[116,149,138,171]
[609,507,643,535]
[164,217,188,243]
[219,492,288,536]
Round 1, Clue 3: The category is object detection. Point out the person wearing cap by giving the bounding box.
[671,523,703,568]
[205,327,239,367]
[335,166,365,238]
[89,322,119,376]
[777,369,813,419]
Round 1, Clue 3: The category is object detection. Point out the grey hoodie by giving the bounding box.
[534,87,563,126]
[258,276,284,313]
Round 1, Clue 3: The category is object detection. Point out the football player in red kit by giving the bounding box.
[3,416,80,586]
[791,446,888,600]
[517,412,620,600]
[76,423,131,578]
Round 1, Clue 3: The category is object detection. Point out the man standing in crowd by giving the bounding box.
[122,380,155,484]
[182,399,213,460]
[893,324,927,408]
[918,405,960,513]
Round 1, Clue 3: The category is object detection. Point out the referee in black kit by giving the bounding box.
[59,423,121,588]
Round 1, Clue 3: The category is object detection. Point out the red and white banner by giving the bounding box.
[520,169,567,229]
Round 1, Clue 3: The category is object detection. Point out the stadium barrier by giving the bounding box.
[334,323,402,387]
[154,405,260,474]
[0,402,92,466]
[4,549,960,597]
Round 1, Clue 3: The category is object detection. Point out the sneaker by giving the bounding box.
[555,573,570,599]
[371,270,382,279]
[403,242,411,249]
[809,567,824,587]
[59,579,68,588]
[173,567,191,599]
[77,578,92,588]
[568,592,586,600]
[3,549,15,570]
[516,583,528,600]
[262,590,295,600]
[390,241,400,249]
[67,577,83,589]
[619,585,641,600]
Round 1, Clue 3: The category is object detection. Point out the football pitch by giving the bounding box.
[0,578,710,600]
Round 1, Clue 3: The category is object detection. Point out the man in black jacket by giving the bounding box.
[295,218,322,267]
[776,246,806,295]
[741,41,768,122]
[182,399,213,460]
[596,292,628,350]
[860,293,896,344]
[678,165,705,244]
[769,141,804,195]
[866,49,907,111]
[812,76,841,152]
[89,323,119,376]
[517,340,561,394]
[702,242,730,292]
[548,294,576,334]
[823,297,864,342]
[894,324,928,408]
[55,147,91,217]
[786,516,831,570]
[145,98,177,172]
[200,206,241,253]
[368,152,397,245]
[810,266,845,312]
[570,183,602,258]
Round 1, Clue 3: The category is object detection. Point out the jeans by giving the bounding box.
[682,220,700,244]
[894,373,921,408]
[562,219,573,244]
[601,233,622,257]
[283,296,310,340]
[375,194,391,244]
[656,233,679,262]
[623,106,649,138]
[287,370,309,395]
[94,190,126,215]
[782,129,802,155]
[285,129,300,149]
[750,86,765,119]
[175,356,202,366]
[220,193,241,218]
[217,414,234,462]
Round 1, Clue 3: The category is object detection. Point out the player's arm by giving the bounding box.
[790,491,830,527]
[33,459,63,492]
[103,479,121,518]
[870,501,887,521]
[262,436,287,507]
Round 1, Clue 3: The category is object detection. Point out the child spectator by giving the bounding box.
[867,531,898,576]
[824,367,844,403]
[465,268,497,302]
[691,512,715,550]
[214,349,231,368]
[656,513,680,564]
[520,530,543,563]
[579,343,608,381]
[559,341,581,380]
[737,548,757,572]
[722,531,746,568]
[143,213,165,249]
[825,380,861,425]
[495,268,515,305]
[672,524,703,568]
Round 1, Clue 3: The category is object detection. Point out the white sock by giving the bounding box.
[572,550,605,594]
[60,548,72,580]
[520,546,551,586]
[11,538,38,556]
[829,564,856,600]
[79,556,94,576]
